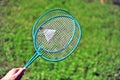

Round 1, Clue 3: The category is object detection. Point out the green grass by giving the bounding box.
[0,0,120,80]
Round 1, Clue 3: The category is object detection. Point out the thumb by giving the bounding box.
[15,68,26,76]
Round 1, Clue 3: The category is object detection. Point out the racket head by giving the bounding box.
[34,15,76,53]
[39,19,82,62]
[32,8,82,61]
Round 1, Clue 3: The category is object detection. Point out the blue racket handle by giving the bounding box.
[24,52,39,68]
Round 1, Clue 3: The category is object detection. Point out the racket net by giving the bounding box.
[36,16,75,52]
[39,20,80,61]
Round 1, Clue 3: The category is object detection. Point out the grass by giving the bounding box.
[0,0,120,80]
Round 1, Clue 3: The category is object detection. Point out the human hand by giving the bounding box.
[1,68,25,80]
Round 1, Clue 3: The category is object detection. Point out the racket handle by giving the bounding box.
[24,52,39,68]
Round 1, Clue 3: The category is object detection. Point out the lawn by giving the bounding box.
[0,0,120,80]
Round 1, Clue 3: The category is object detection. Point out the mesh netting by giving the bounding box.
[36,16,75,52]
[39,20,80,61]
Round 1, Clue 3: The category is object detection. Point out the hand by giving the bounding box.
[1,68,25,80]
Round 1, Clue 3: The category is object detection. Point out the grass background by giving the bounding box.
[0,0,120,80]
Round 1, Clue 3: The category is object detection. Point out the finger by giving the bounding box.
[6,68,20,75]
[15,68,26,80]
[12,68,20,73]
[15,68,26,76]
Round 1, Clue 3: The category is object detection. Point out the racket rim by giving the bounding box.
[36,19,82,62]
[31,8,82,62]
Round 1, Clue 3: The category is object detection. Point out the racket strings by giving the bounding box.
[34,10,71,35]
[36,17,74,52]
[38,21,80,60]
